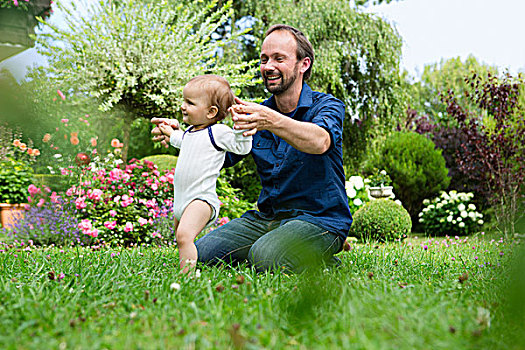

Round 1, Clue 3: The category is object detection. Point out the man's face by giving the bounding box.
[260,30,302,95]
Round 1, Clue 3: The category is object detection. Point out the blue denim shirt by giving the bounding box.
[224,83,352,239]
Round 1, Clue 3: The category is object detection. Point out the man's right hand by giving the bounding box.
[151,118,179,148]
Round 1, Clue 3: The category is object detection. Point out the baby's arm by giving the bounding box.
[212,124,252,155]
[168,127,184,149]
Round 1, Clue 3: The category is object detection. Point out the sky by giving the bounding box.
[364,0,525,77]
[2,0,525,80]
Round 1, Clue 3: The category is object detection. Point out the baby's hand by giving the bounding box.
[159,123,175,137]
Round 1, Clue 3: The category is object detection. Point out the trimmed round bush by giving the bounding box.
[365,132,450,221]
[349,199,412,242]
[141,154,178,172]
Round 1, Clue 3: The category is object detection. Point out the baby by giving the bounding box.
[153,75,252,273]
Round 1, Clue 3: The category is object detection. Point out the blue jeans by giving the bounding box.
[195,216,343,273]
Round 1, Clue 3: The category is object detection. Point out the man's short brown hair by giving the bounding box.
[264,24,315,81]
[185,75,235,122]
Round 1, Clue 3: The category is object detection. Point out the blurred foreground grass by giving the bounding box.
[0,233,523,349]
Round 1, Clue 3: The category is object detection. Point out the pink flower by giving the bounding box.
[61,168,69,176]
[57,89,66,101]
[120,194,134,208]
[145,199,157,209]
[58,273,65,280]
[109,168,123,181]
[37,198,45,208]
[218,217,230,226]
[13,0,18,6]
[151,231,162,239]
[138,217,147,226]
[109,210,117,217]
[78,219,92,232]
[28,184,40,196]
[61,118,69,123]
[89,228,98,238]
[65,187,75,196]
[75,197,87,210]
[111,138,122,148]
[50,192,59,203]
[124,222,133,232]
[104,221,117,230]
[88,189,103,201]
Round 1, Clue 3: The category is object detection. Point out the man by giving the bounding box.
[153,24,352,273]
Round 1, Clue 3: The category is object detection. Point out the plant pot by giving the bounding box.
[0,203,26,229]
[369,186,393,199]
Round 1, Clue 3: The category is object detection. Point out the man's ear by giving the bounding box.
[207,106,219,119]
[300,57,311,75]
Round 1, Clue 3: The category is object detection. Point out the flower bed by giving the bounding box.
[4,150,254,247]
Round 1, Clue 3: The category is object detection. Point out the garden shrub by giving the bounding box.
[141,155,178,172]
[444,73,525,236]
[0,126,39,204]
[221,157,261,204]
[349,199,411,242]
[0,158,34,204]
[33,174,70,193]
[216,174,255,222]
[402,109,489,209]
[418,190,484,236]
[365,132,450,221]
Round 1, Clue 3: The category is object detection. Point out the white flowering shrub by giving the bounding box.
[418,190,484,236]
[346,174,402,215]
[345,175,370,214]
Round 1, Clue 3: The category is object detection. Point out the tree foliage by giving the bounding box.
[409,56,499,125]
[34,0,258,161]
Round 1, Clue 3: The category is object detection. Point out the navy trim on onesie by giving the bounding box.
[207,126,224,152]
[182,125,223,152]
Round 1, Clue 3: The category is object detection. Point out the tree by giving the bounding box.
[409,56,499,126]
[34,0,257,161]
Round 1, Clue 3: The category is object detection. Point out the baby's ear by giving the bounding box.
[207,106,219,119]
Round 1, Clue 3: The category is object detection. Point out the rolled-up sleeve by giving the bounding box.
[310,98,345,152]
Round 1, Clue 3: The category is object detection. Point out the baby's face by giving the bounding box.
[181,84,213,128]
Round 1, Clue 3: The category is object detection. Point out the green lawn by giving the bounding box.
[0,234,523,349]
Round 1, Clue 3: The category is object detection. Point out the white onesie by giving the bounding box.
[169,123,252,226]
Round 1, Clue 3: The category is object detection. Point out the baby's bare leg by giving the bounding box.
[176,200,212,273]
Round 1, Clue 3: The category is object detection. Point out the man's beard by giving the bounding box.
[263,64,300,95]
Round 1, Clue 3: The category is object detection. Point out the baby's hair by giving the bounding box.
[185,75,235,122]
